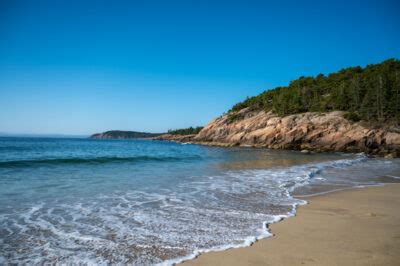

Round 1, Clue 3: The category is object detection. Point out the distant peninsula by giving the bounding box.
[90,130,163,139]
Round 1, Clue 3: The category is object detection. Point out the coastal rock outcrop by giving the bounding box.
[159,109,400,156]
[153,134,196,143]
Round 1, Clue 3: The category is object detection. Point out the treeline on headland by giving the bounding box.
[229,59,400,123]
[167,127,203,135]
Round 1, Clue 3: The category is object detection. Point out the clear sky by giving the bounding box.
[0,0,399,135]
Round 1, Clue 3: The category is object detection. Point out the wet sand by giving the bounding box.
[183,184,400,266]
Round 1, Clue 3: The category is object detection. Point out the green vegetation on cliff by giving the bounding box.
[167,127,203,135]
[229,59,400,122]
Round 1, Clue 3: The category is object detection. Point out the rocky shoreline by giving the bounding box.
[154,110,400,157]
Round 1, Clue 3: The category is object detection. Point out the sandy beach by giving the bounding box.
[183,184,400,266]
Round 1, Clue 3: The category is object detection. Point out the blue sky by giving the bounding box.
[0,0,399,135]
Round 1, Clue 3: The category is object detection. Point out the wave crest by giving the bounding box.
[0,155,201,168]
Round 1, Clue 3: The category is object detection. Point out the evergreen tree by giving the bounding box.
[229,59,400,123]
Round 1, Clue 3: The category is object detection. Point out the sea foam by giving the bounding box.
[1,138,399,265]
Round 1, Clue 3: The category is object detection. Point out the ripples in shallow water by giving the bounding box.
[0,137,399,264]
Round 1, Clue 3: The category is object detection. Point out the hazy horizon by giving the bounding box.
[1,0,399,135]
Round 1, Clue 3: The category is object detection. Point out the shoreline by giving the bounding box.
[181,183,400,266]
[153,138,398,158]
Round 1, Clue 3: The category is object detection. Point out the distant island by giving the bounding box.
[156,59,400,157]
[90,130,163,139]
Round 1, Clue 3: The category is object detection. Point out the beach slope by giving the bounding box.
[183,184,400,266]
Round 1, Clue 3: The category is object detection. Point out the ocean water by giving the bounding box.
[0,137,399,265]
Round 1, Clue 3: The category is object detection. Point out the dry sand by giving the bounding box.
[182,184,400,266]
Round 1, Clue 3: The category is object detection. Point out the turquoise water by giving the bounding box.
[0,137,399,264]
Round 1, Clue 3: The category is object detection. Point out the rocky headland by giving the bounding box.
[155,59,400,157]
[155,109,400,157]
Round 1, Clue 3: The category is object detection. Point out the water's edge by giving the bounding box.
[165,182,393,266]
[2,138,398,264]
